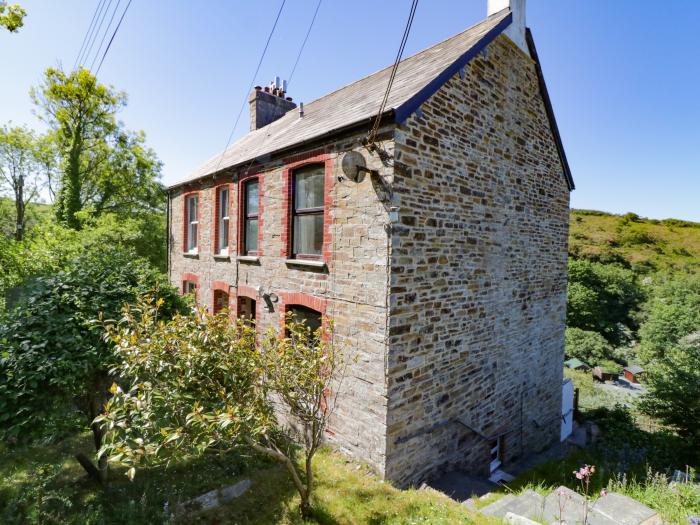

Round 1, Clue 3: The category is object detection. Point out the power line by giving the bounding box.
[90,0,123,71]
[287,0,322,89]
[80,0,114,69]
[367,0,418,147]
[95,0,134,75]
[73,0,106,70]
[213,0,286,174]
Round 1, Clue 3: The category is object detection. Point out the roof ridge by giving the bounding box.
[286,8,511,115]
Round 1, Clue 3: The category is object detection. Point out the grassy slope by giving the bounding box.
[0,197,52,237]
[0,433,498,525]
[569,209,700,274]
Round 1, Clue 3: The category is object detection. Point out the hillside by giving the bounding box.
[0,197,52,237]
[569,209,700,274]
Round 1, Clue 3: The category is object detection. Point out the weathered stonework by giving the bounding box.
[168,33,570,486]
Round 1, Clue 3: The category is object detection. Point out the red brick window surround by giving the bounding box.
[238,173,264,256]
[181,272,199,299]
[182,191,200,254]
[278,291,328,332]
[213,185,232,256]
[235,285,259,324]
[281,153,333,263]
[212,280,231,314]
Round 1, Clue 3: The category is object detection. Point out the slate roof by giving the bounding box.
[170,9,512,188]
[564,358,590,370]
[171,7,573,190]
[624,365,645,374]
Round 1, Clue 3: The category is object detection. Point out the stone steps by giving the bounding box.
[478,485,662,525]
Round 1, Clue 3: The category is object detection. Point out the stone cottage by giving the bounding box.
[167,0,574,486]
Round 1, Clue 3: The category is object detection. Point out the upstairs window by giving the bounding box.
[185,194,199,253]
[292,165,324,258]
[216,186,230,255]
[243,179,259,255]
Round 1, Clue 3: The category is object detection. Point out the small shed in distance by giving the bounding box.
[593,366,619,383]
[564,358,590,371]
[623,365,645,384]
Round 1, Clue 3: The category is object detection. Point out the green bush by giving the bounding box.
[0,247,184,446]
[567,259,644,344]
[565,327,614,364]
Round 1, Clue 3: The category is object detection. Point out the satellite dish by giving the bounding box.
[341,151,368,182]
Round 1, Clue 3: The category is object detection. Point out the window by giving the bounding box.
[286,305,322,338]
[185,194,198,253]
[242,179,259,255]
[237,296,256,322]
[213,289,229,314]
[183,280,197,295]
[292,165,324,258]
[216,187,230,255]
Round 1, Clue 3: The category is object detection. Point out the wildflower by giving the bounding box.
[600,489,607,497]
[689,517,700,525]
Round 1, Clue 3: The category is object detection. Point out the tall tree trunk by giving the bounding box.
[58,130,83,229]
[14,177,24,241]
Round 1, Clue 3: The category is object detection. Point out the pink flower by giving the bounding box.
[600,489,607,497]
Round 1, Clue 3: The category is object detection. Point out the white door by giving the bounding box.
[489,437,502,473]
[561,378,574,441]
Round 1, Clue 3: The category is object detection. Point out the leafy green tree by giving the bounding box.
[0,248,184,481]
[31,68,164,229]
[638,276,700,363]
[567,259,643,344]
[639,334,700,446]
[0,1,25,32]
[565,327,613,365]
[0,125,46,240]
[100,302,345,518]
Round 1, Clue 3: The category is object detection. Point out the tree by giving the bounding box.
[0,125,45,240]
[639,334,700,446]
[31,68,164,229]
[0,247,185,482]
[99,302,345,518]
[565,327,613,365]
[567,259,644,344]
[638,276,700,363]
[0,2,25,32]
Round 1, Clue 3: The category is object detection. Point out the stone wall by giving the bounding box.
[168,134,394,475]
[386,35,571,485]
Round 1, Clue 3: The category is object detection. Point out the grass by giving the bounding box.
[569,209,700,274]
[0,431,499,525]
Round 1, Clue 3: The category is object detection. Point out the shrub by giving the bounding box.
[565,327,614,364]
[567,259,644,344]
[0,247,184,480]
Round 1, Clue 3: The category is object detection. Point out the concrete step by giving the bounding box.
[542,486,619,525]
[592,492,662,525]
[480,490,545,520]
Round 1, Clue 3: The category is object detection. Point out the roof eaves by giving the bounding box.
[525,28,575,191]
[393,10,513,124]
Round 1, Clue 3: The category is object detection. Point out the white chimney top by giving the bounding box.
[488,0,529,56]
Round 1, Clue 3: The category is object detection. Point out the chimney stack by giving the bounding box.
[487,0,529,56]
[249,78,297,131]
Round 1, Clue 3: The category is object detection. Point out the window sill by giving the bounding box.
[213,253,230,261]
[285,258,327,270]
[237,255,261,264]
[183,251,199,258]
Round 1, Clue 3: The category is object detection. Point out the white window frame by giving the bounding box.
[186,194,198,253]
[217,187,230,255]
[184,281,197,295]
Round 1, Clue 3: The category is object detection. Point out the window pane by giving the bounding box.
[246,181,259,215]
[288,305,322,333]
[245,218,258,253]
[188,222,198,251]
[293,213,323,255]
[188,195,197,222]
[294,166,324,210]
[219,188,229,218]
[219,218,228,252]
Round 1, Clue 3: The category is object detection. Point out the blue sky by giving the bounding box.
[2,1,699,221]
